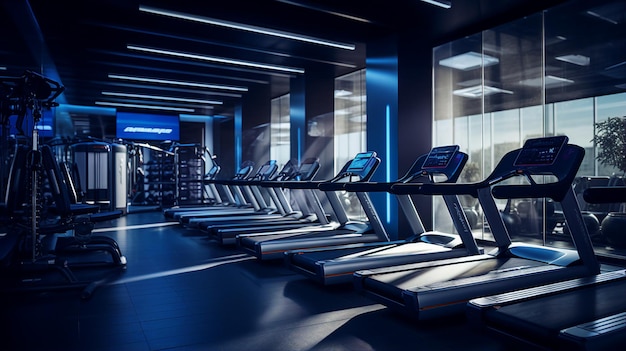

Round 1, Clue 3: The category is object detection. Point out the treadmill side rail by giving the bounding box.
[559,312,626,351]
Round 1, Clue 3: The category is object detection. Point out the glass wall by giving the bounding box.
[433,0,626,256]
[270,94,290,169]
[334,69,367,218]
[334,69,367,172]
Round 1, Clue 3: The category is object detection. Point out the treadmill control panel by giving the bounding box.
[297,158,319,181]
[422,145,460,169]
[514,135,568,166]
[346,151,376,173]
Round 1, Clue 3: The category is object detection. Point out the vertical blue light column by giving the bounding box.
[290,76,306,164]
[234,102,242,168]
[366,35,399,239]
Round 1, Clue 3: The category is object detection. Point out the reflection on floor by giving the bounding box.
[1,210,600,351]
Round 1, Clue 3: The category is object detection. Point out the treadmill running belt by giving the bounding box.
[362,257,543,290]
[484,279,626,348]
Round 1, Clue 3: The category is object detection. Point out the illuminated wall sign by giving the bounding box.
[116,112,180,141]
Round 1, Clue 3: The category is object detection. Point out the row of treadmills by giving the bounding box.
[163,136,626,351]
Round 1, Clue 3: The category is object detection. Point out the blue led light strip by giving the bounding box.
[386,104,391,223]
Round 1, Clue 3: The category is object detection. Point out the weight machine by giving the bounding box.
[1,71,125,298]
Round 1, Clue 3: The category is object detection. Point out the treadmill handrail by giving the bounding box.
[391,143,584,201]
[278,153,379,191]
[491,144,586,202]
[255,158,321,187]
[343,151,468,193]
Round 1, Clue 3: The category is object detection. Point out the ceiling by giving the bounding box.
[1,0,576,137]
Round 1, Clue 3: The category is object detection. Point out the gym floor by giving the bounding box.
[0,210,555,350]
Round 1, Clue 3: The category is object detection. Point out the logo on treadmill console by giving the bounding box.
[123,126,173,135]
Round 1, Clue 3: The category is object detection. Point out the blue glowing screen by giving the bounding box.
[116,112,180,141]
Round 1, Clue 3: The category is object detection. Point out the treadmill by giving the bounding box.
[205,158,328,245]
[353,136,600,320]
[466,186,626,351]
[162,161,254,219]
[237,151,386,260]
[174,160,279,224]
[285,145,484,285]
[184,159,303,229]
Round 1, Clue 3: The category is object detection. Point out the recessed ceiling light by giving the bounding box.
[139,5,356,50]
[439,52,499,70]
[420,0,452,9]
[586,10,619,25]
[453,85,513,98]
[276,1,372,23]
[334,89,353,97]
[519,75,574,88]
[128,45,305,74]
[102,91,222,105]
[108,74,248,92]
[556,54,590,66]
[95,101,195,112]
[180,114,214,122]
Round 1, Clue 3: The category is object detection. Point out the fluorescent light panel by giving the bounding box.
[108,74,248,92]
[519,75,575,88]
[556,54,590,66]
[180,114,213,122]
[128,45,304,74]
[334,89,352,97]
[453,85,513,98]
[139,5,356,50]
[102,91,222,104]
[586,10,619,25]
[95,101,195,112]
[439,51,499,70]
[276,1,372,23]
[421,0,452,9]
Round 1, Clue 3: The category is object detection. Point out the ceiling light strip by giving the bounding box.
[586,11,619,25]
[102,91,223,104]
[421,0,452,9]
[95,101,195,112]
[128,45,305,74]
[108,74,248,92]
[276,0,372,23]
[138,5,356,50]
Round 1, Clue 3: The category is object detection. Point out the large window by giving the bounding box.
[433,0,626,256]
[334,69,367,173]
[334,69,367,218]
[270,94,290,168]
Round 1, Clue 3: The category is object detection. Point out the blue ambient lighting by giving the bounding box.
[386,104,391,223]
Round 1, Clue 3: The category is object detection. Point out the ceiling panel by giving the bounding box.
[3,0,577,138]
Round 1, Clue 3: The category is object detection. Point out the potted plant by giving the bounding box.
[591,116,626,248]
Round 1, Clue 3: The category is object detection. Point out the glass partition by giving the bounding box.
[334,69,367,219]
[433,0,626,258]
[270,94,291,169]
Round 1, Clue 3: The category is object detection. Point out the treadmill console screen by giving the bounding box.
[258,164,273,175]
[422,145,460,169]
[236,166,251,175]
[279,161,296,175]
[299,163,312,174]
[346,151,376,173]
[514,135,568,166]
